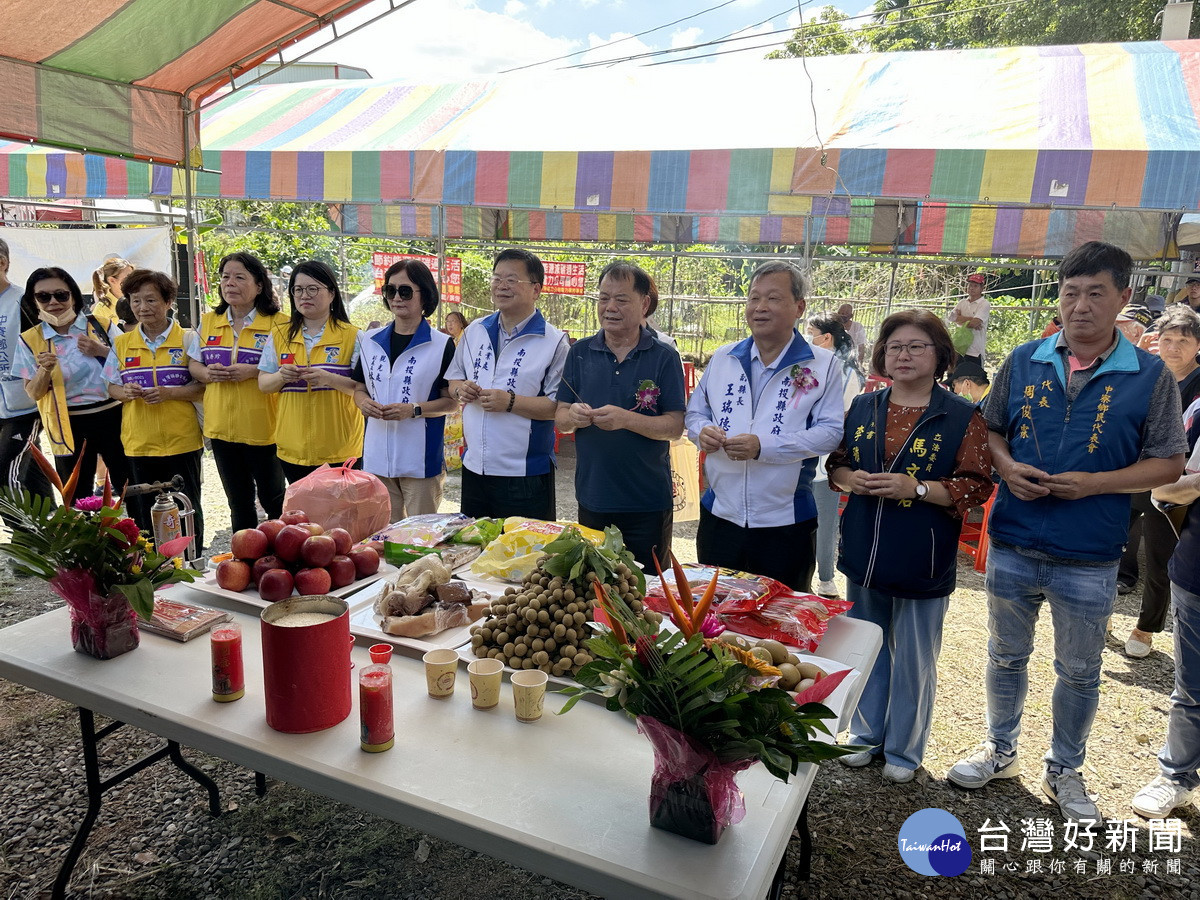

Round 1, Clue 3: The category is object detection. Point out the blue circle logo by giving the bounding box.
[897,808,972,877]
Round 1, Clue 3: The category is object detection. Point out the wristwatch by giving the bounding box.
[913,480,929,501]
[413,404,423,418]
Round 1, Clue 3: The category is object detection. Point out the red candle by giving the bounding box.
[359,663,394,752]
[211,623,245,702]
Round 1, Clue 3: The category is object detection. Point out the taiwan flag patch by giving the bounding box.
[124,356,140,366]
[281,353,295,364]
[206,334,222,345]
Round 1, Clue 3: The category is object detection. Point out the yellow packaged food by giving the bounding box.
[471,519,605,583]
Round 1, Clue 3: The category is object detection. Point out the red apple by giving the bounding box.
[280,509,309,526]
[366,540,385,555]
[257,568,295,602]
[215,559,252,592]
[328,527,353,556]
[231,528,269,561]
[274,525,309,563]
[258,519,286,549]
[348,546,380,578]
[299,522,325,537]
[327,555,357,588]
[252,555,284,586]
[301,534,336,568]
[294,567,332,595]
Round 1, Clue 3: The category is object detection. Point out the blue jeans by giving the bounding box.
[984,543,1117,770]
[1159,582,1200,790]
[845,581,950,770]
[813,480,840,583]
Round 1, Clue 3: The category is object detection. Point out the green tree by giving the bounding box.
[768,6,861,57]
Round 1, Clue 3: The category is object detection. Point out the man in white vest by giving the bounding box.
[685,261,844,591]
[0,238,53,519]
[447,249,569,520]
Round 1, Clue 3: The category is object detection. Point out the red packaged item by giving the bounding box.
[713,591,853,652]
[282,459,390,542]
[643,564,784,618]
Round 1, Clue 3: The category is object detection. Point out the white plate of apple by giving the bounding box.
[193,509,396,608]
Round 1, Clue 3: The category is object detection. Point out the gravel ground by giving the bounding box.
[0,442,1197,898]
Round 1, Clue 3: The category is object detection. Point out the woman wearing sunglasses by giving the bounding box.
[258,260,362,483]
[11,267,129,491]
[352,259,457,519]
[187,252,290,533]
[826,310,993,784]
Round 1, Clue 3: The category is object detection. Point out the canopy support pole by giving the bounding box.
[437,205,447,323]
[182,98,199,327]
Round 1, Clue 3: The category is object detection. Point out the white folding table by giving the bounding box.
[0,584,881,900]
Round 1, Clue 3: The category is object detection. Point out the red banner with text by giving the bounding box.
[371,253,462,302]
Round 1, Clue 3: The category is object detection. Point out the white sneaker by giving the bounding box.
[816,579,840,598]
[1043,766,1101,823]
[883,763,915,784]
[1125,629,1152,658]
[947,742,1020,789]
[838,749,873,768]
[1131,775,1198,818]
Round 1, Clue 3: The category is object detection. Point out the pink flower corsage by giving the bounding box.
[631,379,660,413]
[788,365,820,408]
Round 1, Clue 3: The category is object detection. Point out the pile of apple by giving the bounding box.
[214,509,382,601]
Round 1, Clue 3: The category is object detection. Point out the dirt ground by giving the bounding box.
[0,442,1196,898]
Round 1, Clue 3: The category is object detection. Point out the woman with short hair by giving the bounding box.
[827,309,993,783]
[11,267,128,490]
[258,260,363,483]
[104,269,205,546]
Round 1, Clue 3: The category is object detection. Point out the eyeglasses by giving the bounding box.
[33,290,72,305]
[884,341,933,356]
[383,284,417,301]
[291,285,327,299]
[490,275,535,288]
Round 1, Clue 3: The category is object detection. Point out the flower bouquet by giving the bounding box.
[559,551,856,844]
[0,444,196,659]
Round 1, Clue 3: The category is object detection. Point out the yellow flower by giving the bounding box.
[172,558,182,569]
[131,563,142,575]
[706,638,782,678]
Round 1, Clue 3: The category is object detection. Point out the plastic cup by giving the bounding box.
[511,669,548,722]
[423,649,459,698]
[369,642,393,665]
[467,658,504,710]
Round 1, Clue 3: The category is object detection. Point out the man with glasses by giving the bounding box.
[685,261,844,591]
[948,242,1187,825]
[0,238,53,515]
[447,249,569,520]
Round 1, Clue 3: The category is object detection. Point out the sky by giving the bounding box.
[288,0,869,83]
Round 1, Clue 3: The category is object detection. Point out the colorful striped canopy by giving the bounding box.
[1,40,1198,258]
[0,0,374,164]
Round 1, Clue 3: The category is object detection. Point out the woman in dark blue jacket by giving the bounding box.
[827,310,993,783]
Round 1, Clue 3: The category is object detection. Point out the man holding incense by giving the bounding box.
[555,262,685,569]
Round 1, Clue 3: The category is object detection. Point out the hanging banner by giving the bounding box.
[371,252,462,301]
[543,260,587,295]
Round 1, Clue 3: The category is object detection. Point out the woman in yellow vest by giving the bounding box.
[103,269,206,547]
[258,260,363,483]
[10,267,128,491]
[186,252,290,533]
[89,257,134,332]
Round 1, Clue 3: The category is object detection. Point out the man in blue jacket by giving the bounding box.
[948,242,1187,824]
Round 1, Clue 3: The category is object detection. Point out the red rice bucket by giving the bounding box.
[261,595,352,733]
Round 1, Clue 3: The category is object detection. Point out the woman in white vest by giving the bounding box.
[352,259,457,519]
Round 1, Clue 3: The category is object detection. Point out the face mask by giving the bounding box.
[38,308,77,327]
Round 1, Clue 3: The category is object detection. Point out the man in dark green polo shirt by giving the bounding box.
[555,262,687,569]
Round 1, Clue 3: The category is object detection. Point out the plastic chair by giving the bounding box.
[958,484,998,573]
[682,361,697,398]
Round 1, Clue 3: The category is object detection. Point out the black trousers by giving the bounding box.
[127,450,205,552]
[55,405,130,498]
[460,466,555,522]
[1118,491,1176,633]
[577,504,673,574]
[210,439,285,533]
[696,504,817,593]
[0,411,53,504]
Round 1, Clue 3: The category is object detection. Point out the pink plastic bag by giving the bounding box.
[282,460,391,542]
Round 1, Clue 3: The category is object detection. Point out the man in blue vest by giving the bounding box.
[555,262,686,570]
[447,249,569,520]
[948,242,1187,824]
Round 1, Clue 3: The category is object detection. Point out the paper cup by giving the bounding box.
[423,649,459,698]
[467,658,504,710]
[511,669,548,722]
[369,643,393,665]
